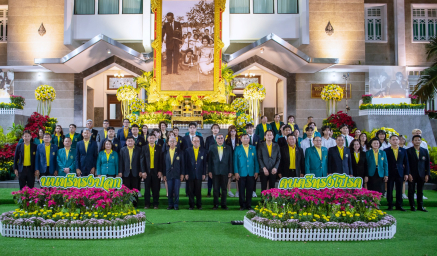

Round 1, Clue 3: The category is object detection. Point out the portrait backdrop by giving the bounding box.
[369,66,408,98]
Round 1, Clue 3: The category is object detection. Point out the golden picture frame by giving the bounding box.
[310,84,352,99]
[149,0,227,103]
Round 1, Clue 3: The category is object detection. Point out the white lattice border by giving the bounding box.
[0,221,145,239]
[244,217,396,241]
[359,109,424,116]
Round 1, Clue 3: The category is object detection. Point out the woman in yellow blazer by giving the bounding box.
[96,140,119,177]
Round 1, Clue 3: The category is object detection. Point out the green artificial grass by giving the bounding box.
[1,188,437,208]
[0,204,436,256]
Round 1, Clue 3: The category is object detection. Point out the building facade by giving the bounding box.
[0,0,435,129]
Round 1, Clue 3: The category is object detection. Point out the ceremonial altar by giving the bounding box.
[171,98,203,128]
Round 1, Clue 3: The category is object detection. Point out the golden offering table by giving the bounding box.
[171,116,203,128]
[171,99,203,128]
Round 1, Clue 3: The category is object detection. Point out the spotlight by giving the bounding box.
[107,49,111,54]
[260,48,264,53]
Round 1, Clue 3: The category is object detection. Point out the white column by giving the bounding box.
[64,0,74,46]
[222,0,230,51]
[394,0,406,66]
[143,0,152,52]
[299,0,309,45]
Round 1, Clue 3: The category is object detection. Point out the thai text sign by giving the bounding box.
[311,84,352,99]
[278,174,363,190]
[40,174,122,191]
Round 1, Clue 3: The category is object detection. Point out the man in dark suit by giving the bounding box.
[117,119,132,148]
[97,119,109,149]
[185,136,207,210]
[255,116,272,141]
[245,123,260,148]
[118,136,143,207]
[14,131,37,189]
[270,114,284,138]
[406,135,430,212]
[162,12,182,75]
[76,128,98,177]
[205,123,220,197]
[141,133,162,209]
[384,135,409,211]
[99,127,121,153]
[131,124,146,147]
[35,133,58,177]
[277,125,292,148]
[183,122,205,149]
[163,137,184,210]
[279,134,304,178]
[328,136,353,175]
[257,130,281,192]
[80,119,98,142]
[208,134,233,210]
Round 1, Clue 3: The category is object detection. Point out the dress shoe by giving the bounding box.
[207,194,211,198]
[418,207,428,212]
[410,206,416,211]
[396,207,406,212]
[240,207,245,211]
[198,207,203,210]
[188,207,194,210]
[144,206,150,209]
[212,206,218,210]
[387,207,393,211]
[174,207,179,210]
[247,207,254,211]
[153,206,159,209]
[221,206,229,210]
[167,206,174,210]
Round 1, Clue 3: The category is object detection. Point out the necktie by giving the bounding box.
[250,136,252,145]
[344,136,348,147]
[310,139,312,147]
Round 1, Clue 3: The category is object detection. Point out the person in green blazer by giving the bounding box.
[51,125,65,149]
[96,140,119,177]
[270,114,284,138]
[65,124,82,148]
[365,138,388,193]
[56,137,76,176]
[255,116,272,141]
[234,134,259,210]
[304,136,328,177]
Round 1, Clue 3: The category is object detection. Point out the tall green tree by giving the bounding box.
[413,37,437,101]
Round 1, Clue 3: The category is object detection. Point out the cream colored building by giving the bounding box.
[0,0,435,132]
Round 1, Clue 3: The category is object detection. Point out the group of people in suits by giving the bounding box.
[13,115,430,212]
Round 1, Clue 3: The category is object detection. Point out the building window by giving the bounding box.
[230,0,250,14]
[123,0,143,14]
[74,0,95,15]
[99,0,119,14]
[365,5,386,42]
[278,0,298,14]
[0,9,7,42]
[412,7,437,42]
[253,0,274,14]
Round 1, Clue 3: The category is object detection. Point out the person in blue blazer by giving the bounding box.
[75,128,98,177]
[365,138,388,194]
[270,114,285,138]
[255,116,272,141]
[328,136,353,175]
[96,140,119,177]
[406,135,430,212]
[184,136,207,210]
[99,127,121,153]
[35,133,58,176]
[384,135,409,211]
[14,131,38,189]
[304,136,328,177]
[163,137,185,210]
[245,123,260,148]
[56,137,76,176]
[234,134,259,210]
[117,119,132,148]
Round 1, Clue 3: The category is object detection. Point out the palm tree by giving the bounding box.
[413,37,437,101]
[221,63,237,103]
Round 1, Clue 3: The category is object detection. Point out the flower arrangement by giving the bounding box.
[10,95,26,109]
[243,83,266,100]
[125,114,140,126]
[116,85,138,117]
[322,111,357,138]
[361,94,373,104]
[130,98,144,113]
[35,85,56,101]
[139,111,172,124]
[0,102,22,110]
[246,188,395,230]
[35,85,56,116]
[359,103,425,110]
[321,84,343,101]
[409,94,419,104]
[369,127,399,139]
[202,111,236,125]
[231,98,249,113]
[236,113,253,128]
[202,102,234,112]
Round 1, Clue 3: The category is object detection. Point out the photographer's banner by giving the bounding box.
[40,174,122,191]
[278,174,363,190]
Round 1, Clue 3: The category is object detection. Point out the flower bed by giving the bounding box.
[244,188,397,241]
[359,103,425,110]
[0,186,146,239]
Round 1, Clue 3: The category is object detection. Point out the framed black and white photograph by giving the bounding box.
[107,76,137,90]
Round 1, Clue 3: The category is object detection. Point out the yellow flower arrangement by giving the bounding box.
[130,98,143,112]
[231,98,249,113]
[35,85,56,101]
[236,113,253,128]
[125,114,139,126]
[321,84,343,101]
[370,127,399,139]
[243,83,266,100]
[116,85,138,101]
